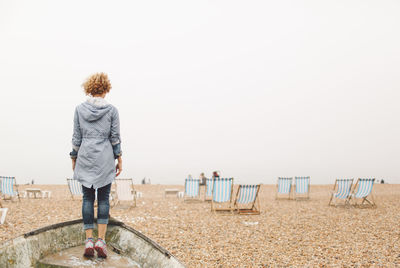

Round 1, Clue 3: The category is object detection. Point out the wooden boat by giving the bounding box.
[0,218,185,268]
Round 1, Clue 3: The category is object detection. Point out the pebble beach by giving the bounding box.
[0,184,399,267]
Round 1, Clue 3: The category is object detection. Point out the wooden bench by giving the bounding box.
[41,191,52,199]
[164,188,180,198]
[26,188,42,199]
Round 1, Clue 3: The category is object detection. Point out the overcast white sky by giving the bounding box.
[1,0,399,185]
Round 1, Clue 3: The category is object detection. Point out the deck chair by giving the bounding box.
[0,208,8,224]
[66,178,82,200]
[294,176,310,200]
[211,178,234,214]
[276,177,293,199]
[115,178,136,208]
[328,179,353,206]
[349,178,376,207]
[204,178,213,201]
[0,176,20,202]
[184,177,201,202]
[234,184,261,215]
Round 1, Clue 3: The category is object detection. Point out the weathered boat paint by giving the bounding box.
[0,219,185,268]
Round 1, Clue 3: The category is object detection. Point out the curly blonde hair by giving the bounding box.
[82,73,112,96]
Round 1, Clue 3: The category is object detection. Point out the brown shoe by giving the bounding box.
[94,238,107,258]
[83,238,95,257]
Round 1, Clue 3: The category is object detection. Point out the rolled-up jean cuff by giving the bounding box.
[83,223,95,230]
[97,218,109,224]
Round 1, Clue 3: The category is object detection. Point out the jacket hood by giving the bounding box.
[78,101,112,122]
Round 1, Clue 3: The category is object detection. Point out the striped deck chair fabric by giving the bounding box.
[115,178,136,208]
[0,176,20,201]
[211,178,234,213]
[294,176,310,200]
[67,178,82,200]
[349,178,376,207]
[328,179,353,206]
[276,177,292,199]
[204,178,213,201]
[184,177,200,201]
[234,184,261,214]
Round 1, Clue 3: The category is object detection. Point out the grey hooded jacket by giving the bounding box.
[71,99,121,189]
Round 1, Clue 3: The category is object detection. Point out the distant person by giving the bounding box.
[212,171,220,179]
[381,179,385,184]
[142,178,146,185]
[70,73,122,258]
[31,179,34,185]
[200,173,207,186]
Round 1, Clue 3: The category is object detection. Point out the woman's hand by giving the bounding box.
[72,159,76,171]
[116,157,122,177]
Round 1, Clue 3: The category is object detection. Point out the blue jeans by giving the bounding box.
[82,183,111,230]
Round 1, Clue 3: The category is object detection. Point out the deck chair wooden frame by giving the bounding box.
[234,184,261,215]
[66,178,82,200]
[184,177,201,202]
[211,178,234,214]
[0,176,20,202]
[294,176,310,200]
[276,177,293,200]
[204,178,213,202]
[348,178,376,208]
[0,208,8,224]
[114,178,136,208]
[328,179,353,206]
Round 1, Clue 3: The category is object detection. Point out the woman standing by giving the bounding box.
[70,73,122,258]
